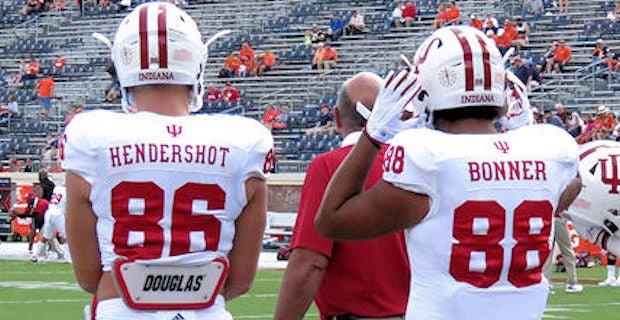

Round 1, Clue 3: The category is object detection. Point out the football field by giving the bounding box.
[0,259,619,319]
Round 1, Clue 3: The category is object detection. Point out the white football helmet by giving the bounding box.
[111,2,207,113]
[566,140,620,236]
[412,26,505,113]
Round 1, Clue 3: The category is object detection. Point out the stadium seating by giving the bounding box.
[1,0,620,172]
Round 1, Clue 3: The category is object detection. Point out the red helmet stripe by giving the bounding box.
[451,28,474,91]
[580,144,612,160]
[139,5,149,69]
[475,34,492,90]
[157,4,168,68]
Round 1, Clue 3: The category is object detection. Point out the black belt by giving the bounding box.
[327,315,404,320]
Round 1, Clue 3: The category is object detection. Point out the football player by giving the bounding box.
[61,3,273,319]
[564,140,620,258]
[37,186,68,262]
[316,26,581,320]
[9,189,51,262]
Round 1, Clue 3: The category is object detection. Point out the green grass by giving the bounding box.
[1,259,620,319]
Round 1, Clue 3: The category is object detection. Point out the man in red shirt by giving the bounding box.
[258,49,277,75]
[402,1,417,27]
[205,83,223,103]
[52,55,66,75]
[275,72,409,320]
[222,81,240,102]
[24,57,40,80]
[36,74,55,121]
[318,43,338,70]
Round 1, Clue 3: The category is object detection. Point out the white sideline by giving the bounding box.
[0,242,288,270]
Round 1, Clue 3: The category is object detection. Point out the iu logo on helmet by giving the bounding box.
[600,154,620,194]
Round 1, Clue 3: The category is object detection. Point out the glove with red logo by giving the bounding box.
[356,70,425,146]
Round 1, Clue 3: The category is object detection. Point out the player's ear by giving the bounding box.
[333,106,343,129]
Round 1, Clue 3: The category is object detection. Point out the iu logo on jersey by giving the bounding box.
[599,154,620,194]
[166,124,183,137]
[493,141,510,154]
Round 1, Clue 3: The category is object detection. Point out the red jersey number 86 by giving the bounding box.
[111,181,223,261]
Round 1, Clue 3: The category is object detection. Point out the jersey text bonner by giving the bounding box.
[109,143,230,167]
[468,160,547,182]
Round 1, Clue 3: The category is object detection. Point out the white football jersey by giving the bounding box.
[61,110,274,271]
[41,186,67,240]
[383,124,579,320]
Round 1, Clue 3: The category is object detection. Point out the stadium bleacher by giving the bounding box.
[1,0,620,172]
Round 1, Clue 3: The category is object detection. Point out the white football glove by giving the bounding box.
[499,70,534,130]
[356,70,425,145]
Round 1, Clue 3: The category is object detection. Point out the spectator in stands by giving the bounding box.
[306,104,334,136]
[258,49,277,75]
[312,42,326,69]
[504,20,517,42]
[51,55,66,75]
[483,14,499,35]
[555,103,570,125]
[469,14,483,30]
[303,30,313,45]
[345,10,367,35]
[401,1,417,27]
[521,0,544,20]
[10,59,26,87]
[543,109,565,128]
[611,1,620,23]
[512,17,530,51]
[558,0,569,14]
[98,0,111,7]
[36,73,54,122]
[262,104,278,130]
[433,2,448,30]
[510,56,533,90]
[237,56,254,78]
[546,39,571,73]
[314,42,338,70]
[311,24,327,43]
[205,83,223,102]
[1,95,20,118]
[445,1,460,25]
[222,81,241,102]
[239,42,256,63]
[566,111,585,138]
[272,105,289,130]
[593,105,615,138]
[591,39,610,73]
[494,28,513,57]
[222,52,241,78]
[23,158,34,173]
[49,0,66,11]
[385,2,404,28]
[19,0,43,15]
[7,157,20,172]
[328,13,344,41]
[41,132,58,169]
[606,49,620,72]
[23,57,40,80]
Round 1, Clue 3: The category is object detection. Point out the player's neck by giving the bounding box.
[435,119,497,134]
[131,85,191,116]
